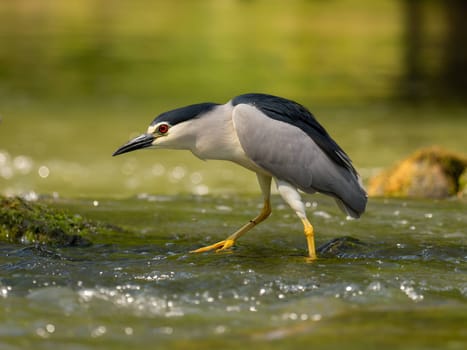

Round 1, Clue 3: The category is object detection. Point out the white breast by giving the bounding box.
[189,103,265,173]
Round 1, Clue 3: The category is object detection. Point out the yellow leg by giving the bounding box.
[191,199,271,253]
[301,217,317,260]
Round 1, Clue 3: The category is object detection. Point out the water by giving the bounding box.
[1,195,466,349]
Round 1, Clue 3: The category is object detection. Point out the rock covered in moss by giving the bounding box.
[0,196,93,246]
[460,171,467,196]
[368,146,467,198]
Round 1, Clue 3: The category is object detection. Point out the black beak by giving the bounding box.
[112,133,155,156]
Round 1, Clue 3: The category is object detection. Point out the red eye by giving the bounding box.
[158,124,169,134]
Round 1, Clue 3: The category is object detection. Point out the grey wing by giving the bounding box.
[232,104,367,218]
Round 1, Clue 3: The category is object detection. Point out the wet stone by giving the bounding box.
[317,236,370,258]
[0,196,95,247]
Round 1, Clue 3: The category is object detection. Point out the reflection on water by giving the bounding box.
[0,147,219,198]
[0,150,34,179]
[0,196,466,349]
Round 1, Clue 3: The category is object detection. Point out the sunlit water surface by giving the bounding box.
[1,195,466,350]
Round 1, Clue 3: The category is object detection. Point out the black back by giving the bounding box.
[232,93,357,175]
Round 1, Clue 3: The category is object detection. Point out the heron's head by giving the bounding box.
[112,102,218,156]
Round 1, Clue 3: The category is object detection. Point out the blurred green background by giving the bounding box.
[0,0,466,197]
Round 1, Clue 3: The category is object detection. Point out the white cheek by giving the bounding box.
[154,123,193,149]
[155,132,176,146]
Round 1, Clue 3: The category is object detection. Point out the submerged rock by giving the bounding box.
[368,146,467,198]
[0,196,93,246]
[317,236,370,258]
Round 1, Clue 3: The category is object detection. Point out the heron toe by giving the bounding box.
[190,239,236,253]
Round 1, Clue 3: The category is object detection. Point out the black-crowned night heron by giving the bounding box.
[113,93,367,260]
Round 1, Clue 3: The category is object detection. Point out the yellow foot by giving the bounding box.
[190,239,235,253]
[305,254,318,263]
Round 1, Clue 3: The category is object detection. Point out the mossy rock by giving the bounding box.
[0,196,93,246]
[368,146,467,198]
[460,171,467,196]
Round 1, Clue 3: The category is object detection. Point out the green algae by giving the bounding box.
[0,196,94,246]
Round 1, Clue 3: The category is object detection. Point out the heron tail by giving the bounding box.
[333,174,367,218]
